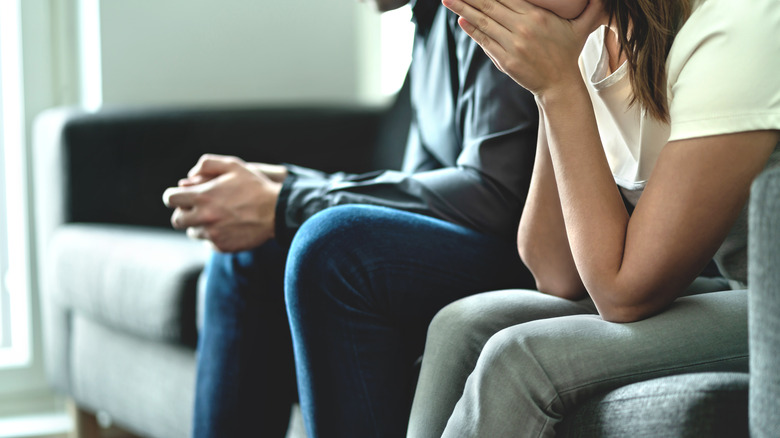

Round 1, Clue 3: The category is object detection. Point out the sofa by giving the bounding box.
[34,83,777,436]
[32,84,411,438]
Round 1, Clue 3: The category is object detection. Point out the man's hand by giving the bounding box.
[163,154,285,253]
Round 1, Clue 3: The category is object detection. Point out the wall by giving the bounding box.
[88,0,383,107]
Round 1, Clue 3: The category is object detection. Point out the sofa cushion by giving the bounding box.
[47,223,209,345]
[558,372,748,437]
[71,314,196,438]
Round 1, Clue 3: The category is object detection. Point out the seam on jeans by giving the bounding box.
[519,338,567,438]
[554,354,749,400]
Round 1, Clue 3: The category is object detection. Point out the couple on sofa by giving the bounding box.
[162,0,780,436]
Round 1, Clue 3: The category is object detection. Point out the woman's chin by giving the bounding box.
[537,0,589,20]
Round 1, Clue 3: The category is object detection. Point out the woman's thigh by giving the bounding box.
[408,290,598,438]
[444,289,749,437]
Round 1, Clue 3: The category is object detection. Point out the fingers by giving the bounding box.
[571,0,608,37]
[171,206,194,229]
[178,174,211,187]
[443,0,514,44]
[186,226,205,240]
[162,185,197,209]
[187,154,244,179]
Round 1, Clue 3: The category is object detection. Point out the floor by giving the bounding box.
[0,406,308,438]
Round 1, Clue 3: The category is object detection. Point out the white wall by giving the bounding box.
[86,0,383,107]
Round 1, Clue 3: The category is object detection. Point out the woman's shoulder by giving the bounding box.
[682,0,776,34]
[669,0,779,78]
[667,0,780,142]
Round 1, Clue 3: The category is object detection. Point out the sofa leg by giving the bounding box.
[67,400,101,438]
[67,399,142,438]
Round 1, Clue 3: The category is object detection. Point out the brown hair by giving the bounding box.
[604,0,692,122]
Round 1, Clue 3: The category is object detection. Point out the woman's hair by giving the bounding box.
[604,0,692,122]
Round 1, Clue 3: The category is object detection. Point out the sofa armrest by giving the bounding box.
[748,166,780,437]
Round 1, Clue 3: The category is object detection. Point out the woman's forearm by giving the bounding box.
[517,117,585,299]
[537,82,639,320]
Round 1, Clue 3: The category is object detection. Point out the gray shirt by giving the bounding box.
[274,0,538,245]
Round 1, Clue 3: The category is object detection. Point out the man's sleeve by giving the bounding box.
[275,39,538,246]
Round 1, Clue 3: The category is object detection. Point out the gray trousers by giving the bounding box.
[407,278,747,437]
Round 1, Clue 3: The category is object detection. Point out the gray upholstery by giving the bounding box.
[748,166,780,437]
[48,224,208,345]
[559,373,749,437]
[71,315,197,438]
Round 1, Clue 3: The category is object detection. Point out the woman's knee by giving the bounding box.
[473,315,607,388]
[424,299,490,374]
[428,295,503,354]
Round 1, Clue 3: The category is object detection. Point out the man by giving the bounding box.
[163,0,538,436]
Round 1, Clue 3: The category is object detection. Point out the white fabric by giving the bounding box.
[578,0,780,285]
[579,0,780,192]
[579,29,669,190]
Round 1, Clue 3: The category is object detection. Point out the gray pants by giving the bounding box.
[407,278,747,437]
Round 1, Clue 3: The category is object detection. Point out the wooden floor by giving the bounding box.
[0,401,308,438]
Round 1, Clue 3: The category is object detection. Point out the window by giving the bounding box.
[0,0,31,370]
[380,4,414,96]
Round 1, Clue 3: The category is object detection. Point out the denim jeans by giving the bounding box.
[193,240,297,438]
[284,205,533,438]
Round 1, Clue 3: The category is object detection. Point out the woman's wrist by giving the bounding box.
[534,77,589,113]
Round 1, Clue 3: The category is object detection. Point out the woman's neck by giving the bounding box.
[604,26,627,74]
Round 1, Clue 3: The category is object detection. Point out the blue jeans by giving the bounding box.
[285,205,533,438]
[193,240,296,438]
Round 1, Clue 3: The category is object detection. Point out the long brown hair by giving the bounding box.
[604,0,692,122]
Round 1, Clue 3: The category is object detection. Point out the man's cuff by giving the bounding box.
[274,174,298,248]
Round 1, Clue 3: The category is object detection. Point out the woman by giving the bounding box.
[407,0,780,436]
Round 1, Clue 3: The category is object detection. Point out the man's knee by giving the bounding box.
[286,205,386,309]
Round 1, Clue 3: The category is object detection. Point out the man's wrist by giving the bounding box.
[273,174,298,246]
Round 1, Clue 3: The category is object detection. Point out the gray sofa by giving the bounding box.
[34,92,778,437]
[32,96,410,438]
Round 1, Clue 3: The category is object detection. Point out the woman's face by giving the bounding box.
[528,0,589,19]
[362,0,410,12]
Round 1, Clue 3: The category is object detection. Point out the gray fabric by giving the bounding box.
[277,3,538,244]
[408,290,598,438]
[408,278,734,438]
[558,372,749,438]
[33,108,73,280]
[71,314,195,438]
[713,143,780,287]
[48,224,209,344]
[748,166,780,437]
[39,294,72,395]
[411,289,747,438]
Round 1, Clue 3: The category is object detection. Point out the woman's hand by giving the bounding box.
[442,0,606,96]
